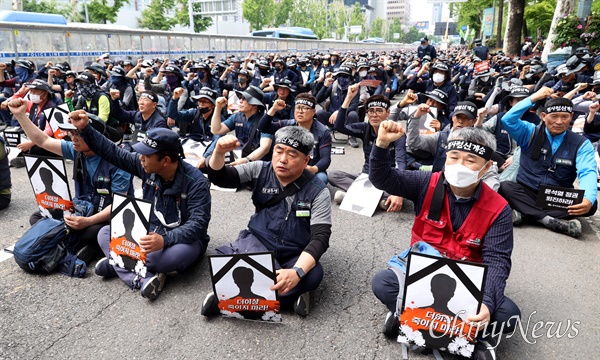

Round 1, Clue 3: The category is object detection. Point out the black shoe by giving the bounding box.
[75,245,101,265]
[9,156,25,168]
[201,292,220,316]
[294,292,310,316]
[472,337,496,360]
[548,218,581,238]
[348,137,359,148]
[512,210,522,226]
[140,273,166,300]
[383,311,399,338]
[94,257,117,278]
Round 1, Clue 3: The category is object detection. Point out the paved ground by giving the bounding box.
[0,139,598,360]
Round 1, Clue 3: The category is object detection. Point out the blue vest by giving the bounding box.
[248,164,325,262]
[233,111,264,151]
[493,112,512,156]
[73,153,131,213]
[518,126,585,190]
[0,137,10,190]
[432,128,450,172]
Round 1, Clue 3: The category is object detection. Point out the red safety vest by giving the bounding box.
[411,172,507,262]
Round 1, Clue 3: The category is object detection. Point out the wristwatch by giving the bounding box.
[293,266,305,280]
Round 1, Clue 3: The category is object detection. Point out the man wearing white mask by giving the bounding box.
[369,125,519,359]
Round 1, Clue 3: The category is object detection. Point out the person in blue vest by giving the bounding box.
[498,87,598,238]
[0,136,10,211]
[258,92,332,184]
[406,100,500,190]
[475,86,540,169]
[210,85,273,165]
[262,79,296,121]
[330,85,406,212]
[202,126,331,316]
[67,110,211,300]
[8,98,132,264]
[109,89,167,134]
[417,37,437,60]
[369,124,519,360]
[183,62,220,98]
[407,61,458,114]
[167,86,224,169]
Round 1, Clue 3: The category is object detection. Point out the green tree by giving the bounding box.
[22,0,72,19]
[173,0,213,32]
[327,0,348,39]
[369,17,384,38]
[400,27,426,44]
[449,0,493,38]
[85,0,129,24]
[524,0,555,39]
[138,0,178,30]
[348,2,366,41]
[242,0,275,31]
[387,18,402,42]
[273,0,294,27]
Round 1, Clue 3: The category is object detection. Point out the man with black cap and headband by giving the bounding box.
[330,84,406,212]
[109,90,166,133]
[406,99,500,191]
[211,85,273,165]
[8,98,132,266]
[67,109,211,300]
[369,124,520,359]
[499,87,597,238]
[203,126,331,317]
[258,92,332,184]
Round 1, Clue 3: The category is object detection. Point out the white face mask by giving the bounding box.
[359,70,368,78]
[432,73,445,83]
[480,76,490,82]
[444,163,485,188]
[30,94,42,104]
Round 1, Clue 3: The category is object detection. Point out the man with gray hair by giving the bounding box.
[202,126,332,317]
[369,124,519,359]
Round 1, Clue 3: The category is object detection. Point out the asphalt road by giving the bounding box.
[0,139,598,360]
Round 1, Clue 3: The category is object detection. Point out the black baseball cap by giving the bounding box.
[191,87,218,104]
[132,128,181,155]
[452,102,478,120]
[75,72,95,83]
[25,79,51,92]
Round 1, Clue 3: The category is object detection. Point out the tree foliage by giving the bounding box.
[524,0,555,38]
[387,18,403,42]
[242,0,275,31]
[138,0,178,30]
[449,0,493,38]
[348,2,366,40]
[273,0,294,27]
[22,0,72,18]
[85,0,129,24]
[173,0,213,32]
[369,17,384,38]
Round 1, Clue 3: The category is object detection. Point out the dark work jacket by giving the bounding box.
[0,137,10,190]
[79,124,211,251]
[73,152,133,214]
[248,164,325,262]
[432,128,450,172]
[518,126,585,190]
[111,103,167,133]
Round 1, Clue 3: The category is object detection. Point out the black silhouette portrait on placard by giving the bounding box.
[423,274,457,317]
[230,266,267,320]
[231,266,267,300]
[38,167,61,198]
[114,208,138,269]
[418,273,458,350]
[54,111,65,125]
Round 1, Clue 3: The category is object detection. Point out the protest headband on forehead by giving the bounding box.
[295,98,315,109]
[545,104,573,114]
[140,92,157,102]
[446,140,493,161]
[366,100,389,110]
[276,135,312,155]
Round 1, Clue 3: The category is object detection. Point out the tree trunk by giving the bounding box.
[496,0,504,49]
[541,0,578,62]
[503,0,526,56]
